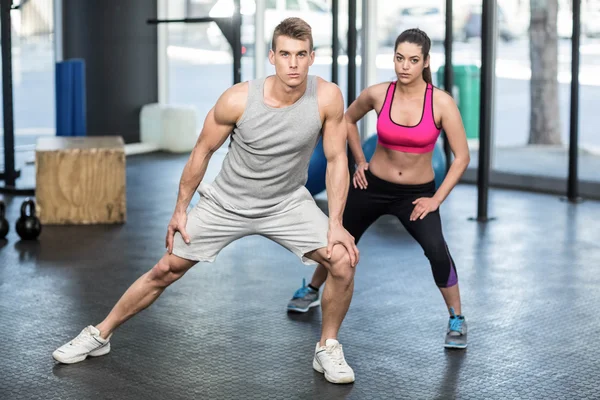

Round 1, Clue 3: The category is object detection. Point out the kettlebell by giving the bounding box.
[0,201,8,239]
[16,198,42,240]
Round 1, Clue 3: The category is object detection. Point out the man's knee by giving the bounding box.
[148,256,188,287]
[325,247,354,282]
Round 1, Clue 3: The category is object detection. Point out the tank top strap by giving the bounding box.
[239,77,267,117]
[380,81,396,115]
[305,75,317,99]
[252,77,267,101]
[424,83,435,121]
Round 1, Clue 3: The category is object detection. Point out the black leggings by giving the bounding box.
[343,169,458,288]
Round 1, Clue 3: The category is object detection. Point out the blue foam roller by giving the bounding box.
[55,59,87,137]
[55,61,74,136]
[70,59,87,136]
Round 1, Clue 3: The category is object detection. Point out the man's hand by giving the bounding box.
[165,212,190,254]
[326,222,360,267]
[410,197,441,221]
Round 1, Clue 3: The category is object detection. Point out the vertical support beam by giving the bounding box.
[360,0,377,142]
[475,0,497,221]
[232,0,242,83]
[157,0,169,104]
[1,0,17,187]
[254,0,266,79]
[331,0,339,84]
[347,0,357,172]
[347,0,357,106]
[443,0,454,172]
[566,0,582,202]
[54,0,63,62]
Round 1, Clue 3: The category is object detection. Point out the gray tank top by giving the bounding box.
[205,75,322,213]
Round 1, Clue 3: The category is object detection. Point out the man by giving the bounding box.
[52,18,359,385]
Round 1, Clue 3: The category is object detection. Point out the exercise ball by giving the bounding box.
[361,134,447,189]
[305,137,327,195]
[362,134,378,162]
[306,134,448,195]
[431,142,447,189]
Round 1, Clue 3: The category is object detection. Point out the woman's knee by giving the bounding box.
[423,242,458,288]
[423,239,449,264]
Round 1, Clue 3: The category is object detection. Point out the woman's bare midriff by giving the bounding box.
[367,142,435,185]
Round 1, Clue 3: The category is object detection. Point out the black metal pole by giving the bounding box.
[443,0,454,172]
[347,0,357,173]
[475,0,496,221]
[147,17,216,24]
[331,0,339,84]
[566,0,581,202]
[232,0,242,84]
[347,0,357,105]
[1,0,17,187]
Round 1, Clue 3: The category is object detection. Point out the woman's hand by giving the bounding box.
[353,162,369,189]
[410,197,441,221]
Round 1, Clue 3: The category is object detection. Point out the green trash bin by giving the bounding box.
[436,65,480,140]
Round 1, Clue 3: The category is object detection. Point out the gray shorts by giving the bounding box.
[172,183,329,265]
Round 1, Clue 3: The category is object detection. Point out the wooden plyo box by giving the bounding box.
[35,136,126,225]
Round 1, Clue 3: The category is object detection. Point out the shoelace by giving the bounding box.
[70,328,93,346]
[292,278,311,299]
[449,317,464,334]
[328,344,346,366]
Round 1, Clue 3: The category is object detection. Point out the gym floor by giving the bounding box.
[1,151,599,400]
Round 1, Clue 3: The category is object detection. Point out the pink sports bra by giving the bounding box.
[376,82,441,154]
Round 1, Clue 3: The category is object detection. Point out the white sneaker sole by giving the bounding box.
[286,299,320,313]
[52,343,111,364]
[312,357,355,384]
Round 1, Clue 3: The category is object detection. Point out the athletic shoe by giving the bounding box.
[53,325,111,364]
[444,307,467,349]
[286,278,320,312]
[313,339,355,384]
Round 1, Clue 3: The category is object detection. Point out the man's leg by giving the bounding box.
[52,253,197,364]
[304,245,356,384]
[96,253,197,338]
[257,187,359,383]
[287,184,382,312]
[94,194,249,339]
[304,246,354,346]
[53,194,244,364]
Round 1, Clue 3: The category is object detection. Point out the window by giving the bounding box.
[307,0,326,12]
[286,0,301,11]
[401,7,440,16]
[267,0,277,9]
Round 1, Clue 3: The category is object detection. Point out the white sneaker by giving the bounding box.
[52,326,111,364]
[312,339,355,384]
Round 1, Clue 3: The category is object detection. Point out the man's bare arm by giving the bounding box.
[173,83,247,214]
[320,81,349,226]
[319,79,359,265]
[166,83,246,252]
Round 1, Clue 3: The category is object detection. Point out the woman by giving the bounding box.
[287,28,471,349]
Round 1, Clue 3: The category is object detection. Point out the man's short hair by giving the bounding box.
[271,17,313,52]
